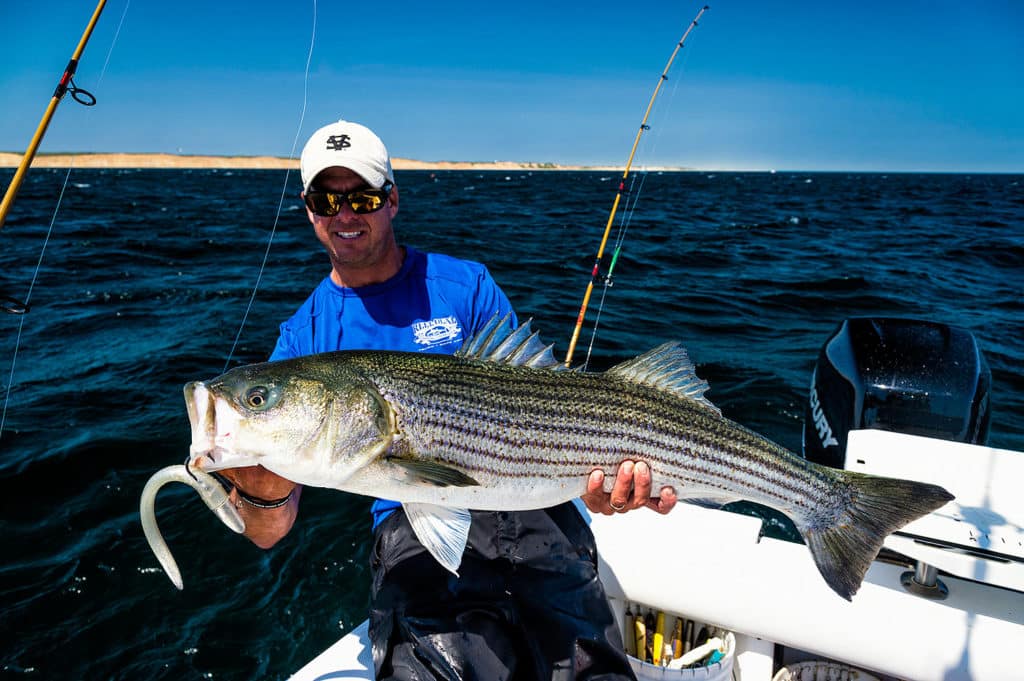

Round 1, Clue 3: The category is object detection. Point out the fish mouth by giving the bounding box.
[183,379,261,472]
[184,380,236,471]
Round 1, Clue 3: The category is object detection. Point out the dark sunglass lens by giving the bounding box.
[348,191,385,214]
[306,192,341,216]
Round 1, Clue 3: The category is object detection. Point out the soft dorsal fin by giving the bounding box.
[606,342,721,414]
[457,313,564,370]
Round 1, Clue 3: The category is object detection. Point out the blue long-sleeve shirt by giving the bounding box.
[270,246,516,526]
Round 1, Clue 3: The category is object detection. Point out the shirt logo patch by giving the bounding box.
[413,316,463,349]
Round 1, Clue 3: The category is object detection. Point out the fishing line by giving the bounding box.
[581,173,642,367]
[0,0,132,440]
[221,0,318,373]
[579,169,650,368]
[574,9,705,370]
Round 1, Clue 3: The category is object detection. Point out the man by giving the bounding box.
[217,119,677,680]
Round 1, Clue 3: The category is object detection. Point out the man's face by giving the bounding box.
[304,167,401,286]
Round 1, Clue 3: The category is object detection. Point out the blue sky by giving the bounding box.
[1,0,1021,171]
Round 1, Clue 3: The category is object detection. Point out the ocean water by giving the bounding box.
[1,168,1022,679]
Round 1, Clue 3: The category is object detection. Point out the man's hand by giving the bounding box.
[581,461,677,516]
[218,465,296,501]
[217,465,301,549]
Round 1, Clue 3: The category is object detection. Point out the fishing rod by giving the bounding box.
[563,4,708,368]
[0,0,107,237]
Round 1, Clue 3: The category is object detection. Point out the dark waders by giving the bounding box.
[369,503,636,681]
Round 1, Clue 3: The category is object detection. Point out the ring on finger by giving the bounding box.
[609,499,627,512]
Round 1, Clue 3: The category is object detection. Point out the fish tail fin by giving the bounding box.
[799,471,953,601]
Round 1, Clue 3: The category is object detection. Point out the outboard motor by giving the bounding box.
[803,318,991,468]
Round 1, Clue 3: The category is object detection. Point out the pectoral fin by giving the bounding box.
[403,502,472,576]
[388,458,480,487]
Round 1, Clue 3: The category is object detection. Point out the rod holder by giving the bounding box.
[900,561,948,600]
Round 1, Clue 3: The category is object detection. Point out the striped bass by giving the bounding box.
[184,317,953,600]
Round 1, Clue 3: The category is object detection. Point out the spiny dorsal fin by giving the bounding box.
[605,342,721,414]
[457,313,564,370]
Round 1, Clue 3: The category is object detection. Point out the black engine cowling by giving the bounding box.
[803,318,991,468]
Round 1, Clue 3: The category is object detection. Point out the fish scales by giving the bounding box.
[349,352,841,516]
[403,374,816,509]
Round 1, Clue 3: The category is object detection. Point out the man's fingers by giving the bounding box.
[609,461,634,511]
[631,462,652,502]
[219,464,295,499]
[582,463,677,516]
[581,470,611,514]
[645,486,678,515]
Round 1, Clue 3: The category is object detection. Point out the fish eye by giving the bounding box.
[245,386,271,409]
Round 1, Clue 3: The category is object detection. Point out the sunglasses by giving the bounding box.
[304,183,393,216]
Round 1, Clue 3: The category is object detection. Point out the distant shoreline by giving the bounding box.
[3,153,1019,174]
[0,152,669,172]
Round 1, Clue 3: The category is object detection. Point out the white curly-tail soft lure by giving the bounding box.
[140,464,245,589]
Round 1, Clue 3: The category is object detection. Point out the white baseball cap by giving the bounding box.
[299,119,395,192]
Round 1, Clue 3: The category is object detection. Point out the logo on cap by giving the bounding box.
[325,134,351,151]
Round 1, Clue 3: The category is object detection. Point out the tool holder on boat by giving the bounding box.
[620,602,735,680]
[802,317,992,598]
